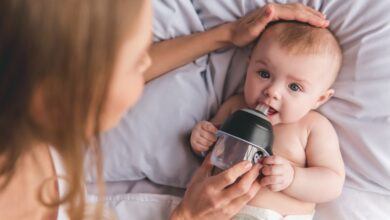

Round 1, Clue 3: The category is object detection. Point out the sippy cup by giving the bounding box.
[210,104,273,173]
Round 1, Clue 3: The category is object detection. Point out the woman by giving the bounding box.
[0,0,327,219]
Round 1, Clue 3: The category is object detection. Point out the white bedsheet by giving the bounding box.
[315,186,390,220]
[88,192,181,220]
[90,184,390,220]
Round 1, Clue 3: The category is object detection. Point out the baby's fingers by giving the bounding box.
[193,142,210,153]
[201,121,218,133]
[267,183,285,192]
[200,130,217,143]
[260,175,284,187]
[261,164,284,176]
[195,138,214,148]
[262,155,287,165]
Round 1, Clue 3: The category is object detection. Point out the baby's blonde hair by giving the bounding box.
[260,21,342,86]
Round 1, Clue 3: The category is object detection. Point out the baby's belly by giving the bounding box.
[248,188,315,215]
[247,122,313,215]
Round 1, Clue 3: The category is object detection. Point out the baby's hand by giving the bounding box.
[260,155,294,192]
[190,121,218,155]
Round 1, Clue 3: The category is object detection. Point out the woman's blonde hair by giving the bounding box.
[0,0,144,219]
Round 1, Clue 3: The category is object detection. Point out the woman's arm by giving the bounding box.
[145,24,232,82]
[145,3,329,82]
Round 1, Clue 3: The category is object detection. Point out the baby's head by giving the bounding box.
[244,21,342,125]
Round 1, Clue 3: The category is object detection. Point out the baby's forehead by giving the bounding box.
[260,22,335,55]
[255,21,342,86]
[254,42,336,89]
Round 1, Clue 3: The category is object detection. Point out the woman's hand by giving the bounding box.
[227,3,329,47]
[171,155,262,220]
[146,3,328,82]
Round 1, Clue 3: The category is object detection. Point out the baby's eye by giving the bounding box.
[258,70,270,79]
[289,83,302,92]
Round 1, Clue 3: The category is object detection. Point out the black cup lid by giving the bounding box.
[219,108,273,155]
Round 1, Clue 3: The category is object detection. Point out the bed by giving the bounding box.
[86,1,390,219]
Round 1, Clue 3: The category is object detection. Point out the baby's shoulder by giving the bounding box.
[300,110,335,133]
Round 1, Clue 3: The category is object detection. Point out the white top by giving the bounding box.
[49,147,69,220]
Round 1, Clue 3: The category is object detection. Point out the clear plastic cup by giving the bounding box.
[211,131,270,170]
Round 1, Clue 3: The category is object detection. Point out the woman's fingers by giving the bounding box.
[210,160,253,190]
[226,180,261,213]
[271,3,329,28]
[229,3,329,47]
[249,6,274,33]
[306,5,326,19]
[223,163,262,200]
[192,154,214,182]
[248,3,329,40]
[182,159,261,219]
[289,3,324,20]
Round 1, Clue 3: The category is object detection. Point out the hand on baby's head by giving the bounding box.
[244,21,342,125]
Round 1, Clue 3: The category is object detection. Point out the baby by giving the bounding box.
[190,21,345,220]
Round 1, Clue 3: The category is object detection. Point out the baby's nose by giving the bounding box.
[263,86,281,100]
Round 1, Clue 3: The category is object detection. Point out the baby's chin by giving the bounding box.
[268,115,280,126]
[270,115,303,126]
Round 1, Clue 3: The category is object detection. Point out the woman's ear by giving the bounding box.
[314,89,334,109]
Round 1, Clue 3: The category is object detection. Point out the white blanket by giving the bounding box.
[88,193,181,220]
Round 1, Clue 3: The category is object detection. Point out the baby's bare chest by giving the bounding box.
[271,124,308,167]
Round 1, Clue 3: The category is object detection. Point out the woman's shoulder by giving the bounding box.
[0,145,59,219]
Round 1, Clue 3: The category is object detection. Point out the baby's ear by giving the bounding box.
[314,89,335,109]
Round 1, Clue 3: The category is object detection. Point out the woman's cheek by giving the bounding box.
[101,73,144,131]
[118,73,143,113]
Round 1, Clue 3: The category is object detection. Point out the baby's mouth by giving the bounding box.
[256,103,278,116]
[267,106,278,116]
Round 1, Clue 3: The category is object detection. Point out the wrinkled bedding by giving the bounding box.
[88,0,390,219]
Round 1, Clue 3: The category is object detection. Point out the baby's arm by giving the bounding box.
[190,95,246,155]
[279,113,345,203]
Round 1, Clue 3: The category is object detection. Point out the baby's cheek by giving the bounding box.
[283,107,309,123]
[243,92,254,106]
